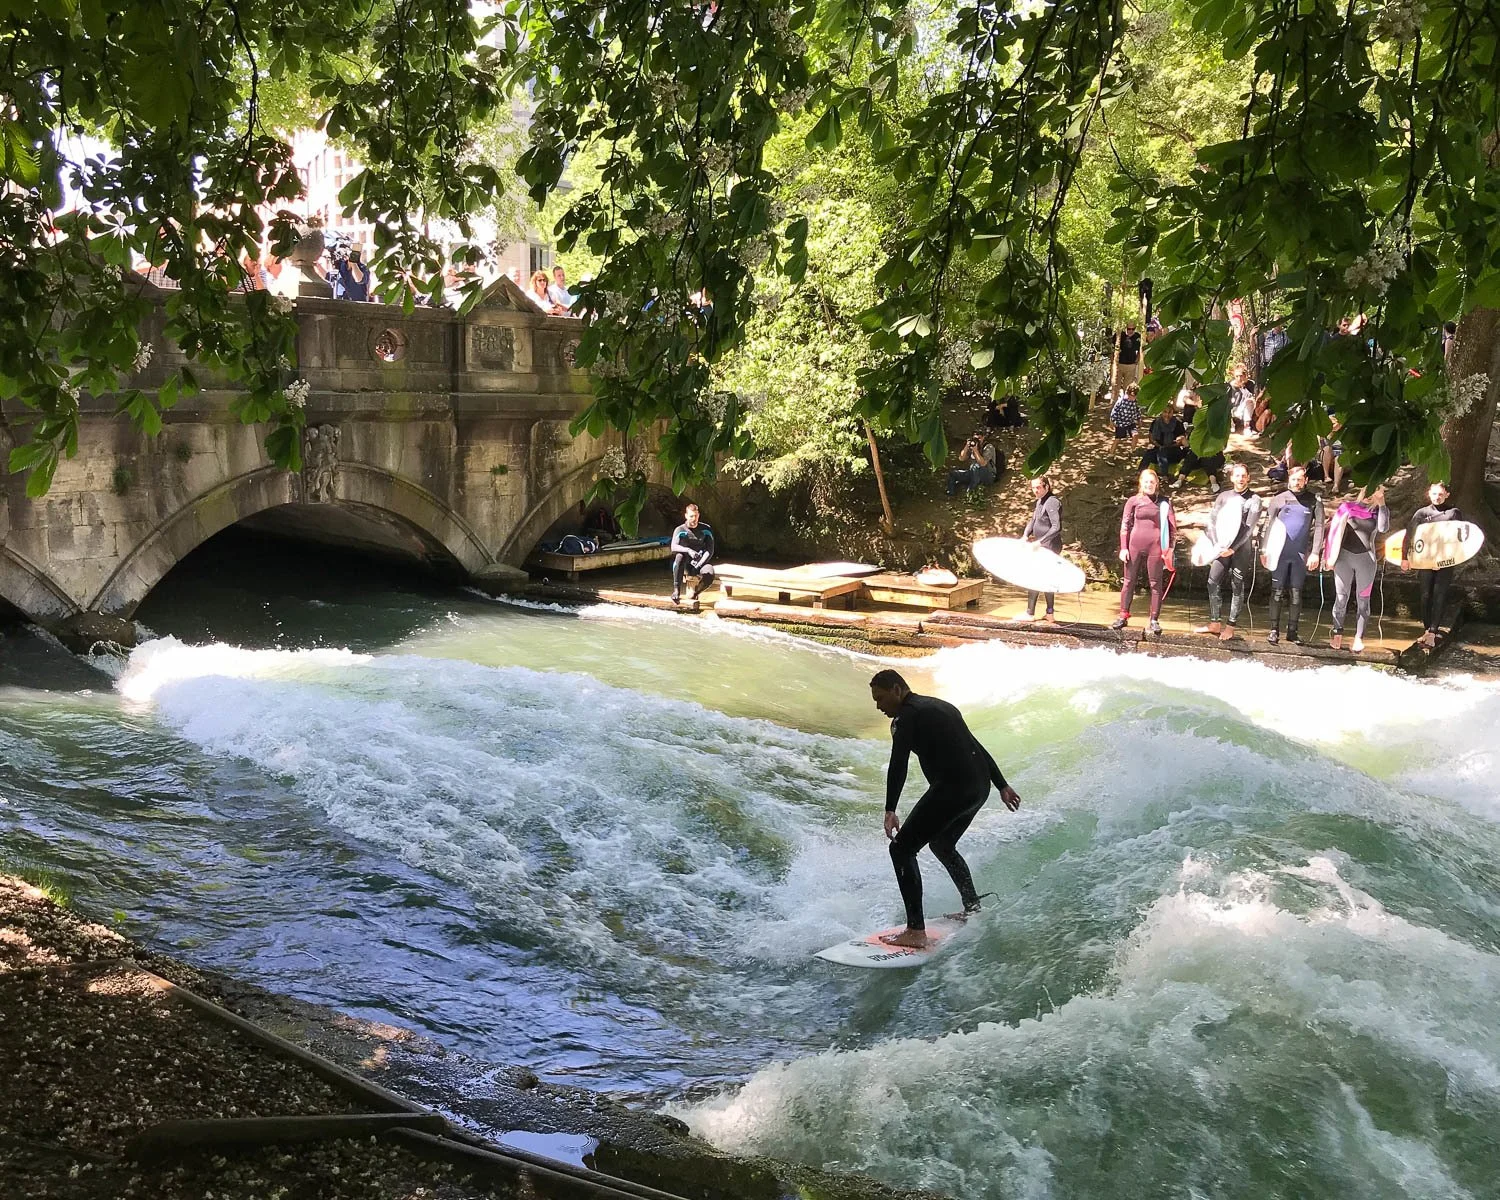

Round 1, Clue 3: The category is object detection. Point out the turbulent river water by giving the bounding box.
[3,533,1500,1199]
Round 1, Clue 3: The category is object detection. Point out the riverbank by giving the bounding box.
[516,564,1494,674]
[0,873,940,1200]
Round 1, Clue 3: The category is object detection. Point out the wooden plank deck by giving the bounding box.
[860,573,987,610]
[718,573,867,610]
[528,540,673,581]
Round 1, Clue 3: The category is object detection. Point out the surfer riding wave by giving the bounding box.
[869,670,1021,949]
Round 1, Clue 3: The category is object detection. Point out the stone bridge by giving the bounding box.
[0,281,635,635]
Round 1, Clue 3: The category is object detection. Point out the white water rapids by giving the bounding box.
[5,587,1500,1198]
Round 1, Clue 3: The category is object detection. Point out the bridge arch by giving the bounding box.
[496,457,609,567]
[0,546,78,621]
[90,465,493,616]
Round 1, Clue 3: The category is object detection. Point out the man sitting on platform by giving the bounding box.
[670,503,716,604]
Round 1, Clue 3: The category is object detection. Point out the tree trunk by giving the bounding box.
[865,423,895,535]
[1443,307,1500,541]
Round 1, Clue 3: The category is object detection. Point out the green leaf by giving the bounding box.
[805,106,842,151]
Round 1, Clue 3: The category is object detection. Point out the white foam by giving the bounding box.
[924,638,1500,820]
[682,856,1500,1196]
[114,637,887,993]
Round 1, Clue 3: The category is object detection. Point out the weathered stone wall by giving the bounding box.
[0,280,618,627]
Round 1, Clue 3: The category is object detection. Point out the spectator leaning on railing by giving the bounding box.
[548,265,577,315]
[528,269,567,315]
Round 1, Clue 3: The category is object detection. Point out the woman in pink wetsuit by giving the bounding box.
[1113,469,1177,637]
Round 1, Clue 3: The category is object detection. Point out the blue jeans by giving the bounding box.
[946,464,996,495]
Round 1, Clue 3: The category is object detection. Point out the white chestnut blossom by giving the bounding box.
[1372,0,1424,42]
[597,447,628,479]
[131,342,153,373]
[1343,239,1405,295]
[283,378,311,409]
[643,210,685,237]
[781,86,814,113]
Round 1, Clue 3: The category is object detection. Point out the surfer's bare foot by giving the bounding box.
[1194,622,1221,636]
[1330,633,1343,650]
[1219,626,1236,642]
[879,928,931,948]
[1351,637,1364,653]
[1042,613,1059,624]
[1011,612,1038,623]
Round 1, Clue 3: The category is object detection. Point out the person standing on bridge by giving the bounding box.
[669,503,716,604]
[870,669,1021,949]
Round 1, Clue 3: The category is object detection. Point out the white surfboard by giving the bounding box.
[814,916,968,969]
[1191,497,1245,567]
[1190,532,1219,568]
[787,561,884,579]
[1261,519,1287,571]
[1324,509,1349,570]
[1384,521,1485,569]
[972,538,1085,594]
[916,567,959,586]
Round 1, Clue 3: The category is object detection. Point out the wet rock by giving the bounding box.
[471,563,531,594]
[49,611,137,655]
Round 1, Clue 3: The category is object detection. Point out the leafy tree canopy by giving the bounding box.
[4,0,1500,514]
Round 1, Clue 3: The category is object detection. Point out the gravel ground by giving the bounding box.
[0,876,516,1200]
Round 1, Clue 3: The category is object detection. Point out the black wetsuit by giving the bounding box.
[1404,502,1465,633]
[1264,486,1325,638]
[669,521,716,598]
[1206,487,1261,627]
[885,693,1008,931]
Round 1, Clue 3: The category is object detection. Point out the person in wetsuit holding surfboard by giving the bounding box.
[1401,481,1464,648]
[1263,465,1325,645]
[1013,475,1063,624]
[869,670,1021,949]
[1195,462,1261,641]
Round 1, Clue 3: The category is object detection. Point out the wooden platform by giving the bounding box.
[860,573,986,610]
[719,572,866,609]
[528,539,673,581]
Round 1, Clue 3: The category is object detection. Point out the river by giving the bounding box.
[3,531,1499,1198]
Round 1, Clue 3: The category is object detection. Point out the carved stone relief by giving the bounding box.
[303,424,341,502]
[470,325,516,371]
